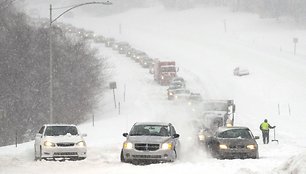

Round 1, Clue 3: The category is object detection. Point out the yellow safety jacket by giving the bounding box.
[260,122,269,131]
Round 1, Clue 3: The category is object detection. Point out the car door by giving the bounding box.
[35,126,45,152]
[170,125,179,149]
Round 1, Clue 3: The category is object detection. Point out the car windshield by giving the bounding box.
[44,126,78,136]
[175,90,189,94]
[202,103,228,111]
[161,66,176,72]
[217,129,252,139]
[129,125,170,136]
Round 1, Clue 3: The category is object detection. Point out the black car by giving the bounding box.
[208,126,259,159]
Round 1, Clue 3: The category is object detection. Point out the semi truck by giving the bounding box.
[153,60,177,86]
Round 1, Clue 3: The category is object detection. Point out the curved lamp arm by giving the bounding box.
[51,1,112,24]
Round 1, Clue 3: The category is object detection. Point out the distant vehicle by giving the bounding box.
[34,124,87,161]
[168,88,190,100]
[105,37,115,47]
[93,35,105,43]
[171,77,185,85]
[132,51,148,63]
[198,100,236,128]
[167,81,185,99]
[154,60,177,86]
[118,45,131,54]
[121,122,180,164]
[140,57,154,68]
[113,41,130,51]
[233,67,249,76]
[208,126,259,159]
[188,93,203,105]
[168,81,185,91]
[126,48,137,57]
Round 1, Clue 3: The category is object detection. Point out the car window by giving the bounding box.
[129,125,170,136]
[44,126,78,136]
[218,129,252,139]
[170,126,177,136]
[38,126,45,134]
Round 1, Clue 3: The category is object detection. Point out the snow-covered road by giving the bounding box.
[1,2,306,174]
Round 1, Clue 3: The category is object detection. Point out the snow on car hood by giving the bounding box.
[127,136,172,144]
[43,135,84,143]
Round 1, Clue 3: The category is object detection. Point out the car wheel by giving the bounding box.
[120,149,126,163]
[174,149,178,161]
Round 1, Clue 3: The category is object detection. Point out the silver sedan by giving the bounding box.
[121,122,180,164]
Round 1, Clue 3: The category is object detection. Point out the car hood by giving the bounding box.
[127,136,172,144]
[43,135,84,143]
[217,138,257,146]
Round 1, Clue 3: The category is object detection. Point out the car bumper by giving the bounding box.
[122,148,176,162]
[41,147,87,159]
[218,149,258,159]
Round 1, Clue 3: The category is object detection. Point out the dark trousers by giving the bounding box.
[262,130,269,144]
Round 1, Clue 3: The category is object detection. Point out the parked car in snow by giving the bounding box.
[121,122,180,164]
[233,67,249,76]
[208,126,259,159]
[34,124,87,161]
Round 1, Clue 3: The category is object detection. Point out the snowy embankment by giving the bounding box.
[1,5,306,174]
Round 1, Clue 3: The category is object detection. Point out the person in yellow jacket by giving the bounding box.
[259,119,276,144]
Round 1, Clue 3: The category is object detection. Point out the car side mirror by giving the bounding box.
[173,134,180,138]
[123,133,128,137]
[232,104,236,113]
[254,136,260,139]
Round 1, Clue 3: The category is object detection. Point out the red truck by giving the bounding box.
[153,59,177,85]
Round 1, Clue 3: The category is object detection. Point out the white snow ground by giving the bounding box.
[1,2,306,174]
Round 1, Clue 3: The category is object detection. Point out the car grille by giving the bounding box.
[53,152,78,156]
[134,143,160,151]
[229,145,245,149]
[57,143,75,147]
[132,155,162,159]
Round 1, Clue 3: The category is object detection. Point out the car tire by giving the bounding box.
[174,149,178,161]
[120,149,126,163]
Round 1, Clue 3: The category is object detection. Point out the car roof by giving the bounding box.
[43,124,77,127]
[217,126,250,132]
[134,122,170,126]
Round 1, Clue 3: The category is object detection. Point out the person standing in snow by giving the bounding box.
[259,119,275,144]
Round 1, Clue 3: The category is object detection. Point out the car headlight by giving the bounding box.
[198,134,205,141]
[162,143,172,150]
[169,92,173,96]
[76,141,86,147]
[123,142,133,149]
[247,144,256,150]
[161,76,164,80]
[43,141,56,147]
[219,144,228,149]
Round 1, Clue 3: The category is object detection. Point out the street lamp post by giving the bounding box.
[49,1,112,123]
